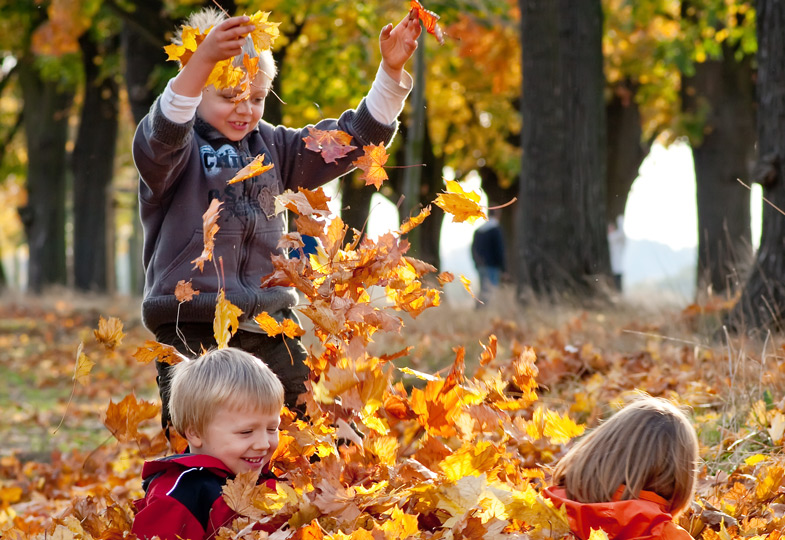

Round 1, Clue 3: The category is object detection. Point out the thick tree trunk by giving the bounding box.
[682,50,755,299]
[517,0,609,297]
[606,80,651,224]
[730,0,785,332]
[73,33,120,292]
[17,56,73,292]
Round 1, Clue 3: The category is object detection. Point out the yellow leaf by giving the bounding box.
[460,274,476,299]
[93,316,125,350]
[525,407,584,444]
[223,470,267,520]
[588,528,610,540]
[745,453,768,467]
[769,412,785,444]
[214,290,243,349]
[247,11,281,51]
[440,441,500,482]
[381,506,420,538]
[433,180,486,224]
[73,343,94,386]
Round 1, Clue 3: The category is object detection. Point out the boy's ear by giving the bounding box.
[184,426,203,449]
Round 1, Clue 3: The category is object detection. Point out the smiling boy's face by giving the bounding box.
[198,72,270,141]
[185,402,280,476]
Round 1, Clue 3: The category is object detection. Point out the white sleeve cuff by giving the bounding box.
[159,79,202,124]
[364,63,413,125]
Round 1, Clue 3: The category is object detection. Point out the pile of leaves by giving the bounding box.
[2,179,785,539]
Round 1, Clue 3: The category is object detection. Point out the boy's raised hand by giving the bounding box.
[380,10,422,82]
[173,16,255,97]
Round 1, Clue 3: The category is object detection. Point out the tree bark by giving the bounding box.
[682,46,755,299]
[606,80,651,225]
[17,55,74,292]
[72,33,120,292]
[730,0,785,332]
[517,0,609,297]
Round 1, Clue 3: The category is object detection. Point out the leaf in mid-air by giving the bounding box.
[228,154,274,184]
[192,198,223,271]
[133,341,182,366]
[174,280,200,302]
[303,127,357,164]
[353,143,390,190]
[73,343,94,386]
[254,311,305,339]
[214,289,243,349]
[93,316,125,350]
[411,0,445,45]
[434,180,487,224]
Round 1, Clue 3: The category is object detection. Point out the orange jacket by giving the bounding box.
[543,486,693,540]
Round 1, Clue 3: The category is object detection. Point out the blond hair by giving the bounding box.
[552,396,698,516]
[169,347,284,436]
[172,7,277,82]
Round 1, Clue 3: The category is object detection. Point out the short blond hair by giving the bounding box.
[169,347,284,436]
[172,7,277,82]
[552,396,698,516]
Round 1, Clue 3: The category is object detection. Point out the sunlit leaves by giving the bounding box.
[214,289,243,349]
[434,180,486,224]
[228,154,274,184]
[247,11,281,52]
[411,0,445,45]
[303,128,357,164]
[192,198,222,272]
[353,143,390,190]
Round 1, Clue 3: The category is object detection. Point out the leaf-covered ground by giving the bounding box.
[1,289,784,539]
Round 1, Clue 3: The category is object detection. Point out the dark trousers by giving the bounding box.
[154,322,309,429]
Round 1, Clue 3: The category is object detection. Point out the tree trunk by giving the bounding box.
[73,33,120,292]
[17,56,73,292]
[730,0,785,332]
[517,0,609,297]
[118,1,173,295]
[682,51,755,298]
[606,80,651,224]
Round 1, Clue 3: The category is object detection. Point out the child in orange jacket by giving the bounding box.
[544,396,699,540]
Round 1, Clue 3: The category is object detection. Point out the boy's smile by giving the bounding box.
[186,403,280,476]
[198,73,270,141]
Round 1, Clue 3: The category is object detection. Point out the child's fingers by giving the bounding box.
[380,23,393,41]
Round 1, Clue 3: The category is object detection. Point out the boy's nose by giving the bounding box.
[252,435,269,450]
[235,99,251,114]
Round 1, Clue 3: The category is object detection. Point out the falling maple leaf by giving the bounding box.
[192,198,223,271]
[103,394,160,443]
[228,154,274,184]
[399,205,432,235]
[434,180,487,224]
[460,274,477,300]
[133,340,182,366]
[411,0,445,45]
[303,127,358,164]
[254,311,305,339]
[353,143,389,190]
[93,316,125,350]
[73,343,94,386]
[214,289,243,348]
[175,279,200,302]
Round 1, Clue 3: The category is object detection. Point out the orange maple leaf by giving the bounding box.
[228,154,274,184]
[353,143,389,190]
[254,311,305,339]
[411,0,445,45]
[434,180,486,224]
[103,394,159,442]
[175,279,200,302]
[222,470,267,520]
[192,198,223,271]
[93,316,125,350]
[399,205,432,235]
[133,340,182,366]
[480,335,498,366]
[303,127,357,164]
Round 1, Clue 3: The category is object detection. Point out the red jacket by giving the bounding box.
[132,454,277,540]
[543,486,693,540]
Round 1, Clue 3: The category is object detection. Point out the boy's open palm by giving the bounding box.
[380,10,422,76]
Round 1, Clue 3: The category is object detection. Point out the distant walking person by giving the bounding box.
[471,209,505,306]
[607,215,626,292]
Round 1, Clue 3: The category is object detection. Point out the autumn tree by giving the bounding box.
[680,0,756,298]
[730,0,785,331]
[517,0,610,297]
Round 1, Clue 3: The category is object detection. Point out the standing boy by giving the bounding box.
[132,348,285,539]
[133,8,422,425]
